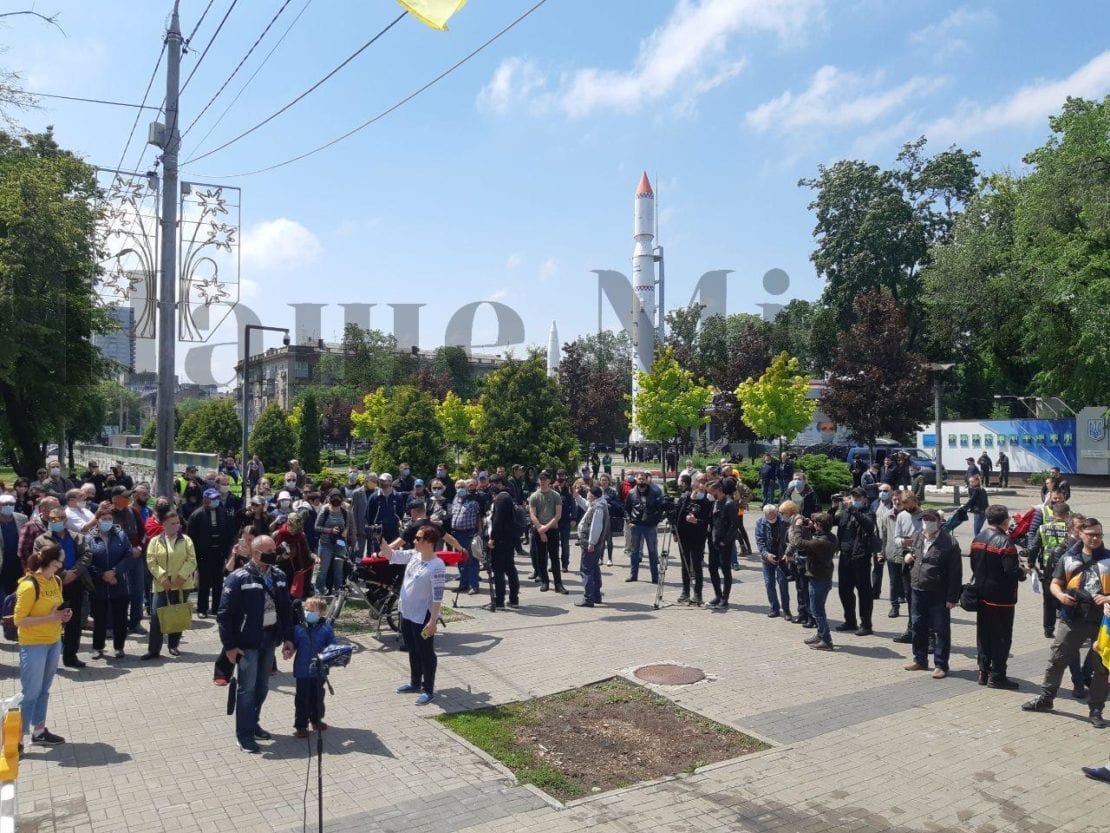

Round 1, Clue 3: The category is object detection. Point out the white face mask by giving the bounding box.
[50,468,60,477]
[923,520,940,535]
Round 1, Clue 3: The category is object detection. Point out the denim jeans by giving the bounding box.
[808,579,833,644]
[453,531,478,590]
[629,525,659,582]
[235,632,277,744]
[119,555,147,628]
[972,512,986,535]
[761,481,777,505]
[580,545,602,603]
[761,558,791,613]
[315,538,346,593]
[911,589,952,669]
[19,640,61,736]
[887,560,905,605]
[559,526,571,571]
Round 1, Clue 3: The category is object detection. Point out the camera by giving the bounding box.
[661,494,679,526]
[1061,587,1095,623]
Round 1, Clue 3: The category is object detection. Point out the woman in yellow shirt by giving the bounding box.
[14,543,71,747]
[142,510,196,660]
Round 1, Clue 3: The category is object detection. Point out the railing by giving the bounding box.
[73,445,219,481]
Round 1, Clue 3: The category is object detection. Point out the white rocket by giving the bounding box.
[546,320,559,377]
[630,172,655,442]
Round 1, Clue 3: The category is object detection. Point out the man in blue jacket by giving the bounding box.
[217,535,295,753]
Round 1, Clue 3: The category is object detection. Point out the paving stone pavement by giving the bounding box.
[5,485,1109,833]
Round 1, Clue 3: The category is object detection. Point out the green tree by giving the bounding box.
[316,324,403,394]
[430,346,479,401]
[175,398,241,455]
[350,388,388,444]
[800,138,979,342]
[436,391,482,462]
[557,340,629,449]
[631,346,711,482]
[297,390,321,472]
[100,380,142,434]
[734,352,817,450]
[139,407,181,450]
[821,293,932,450]
[250,403,298,474]
[469,354,579,473]
[0,130,114,475]
[367,385,444,477]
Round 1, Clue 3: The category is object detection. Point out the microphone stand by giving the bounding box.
[314,668,334,832]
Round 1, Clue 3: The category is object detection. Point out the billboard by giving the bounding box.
[918,419,1077,474]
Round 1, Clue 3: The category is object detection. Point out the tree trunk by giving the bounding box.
[0,383,44,477]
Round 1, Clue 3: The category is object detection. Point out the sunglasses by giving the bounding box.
[414,535,431,542]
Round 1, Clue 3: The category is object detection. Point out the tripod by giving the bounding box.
[652,524,680,609]
[308,673,333,833]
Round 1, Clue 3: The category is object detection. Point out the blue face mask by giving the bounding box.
[305,611,320,625]
[852,500,866,510]
[98,520,114,533]
[0,506,12,517]
[49,521,65,534]
[211,499,221,509]
[879,491,891,501]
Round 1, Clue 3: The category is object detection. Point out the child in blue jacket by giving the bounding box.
[292,596,336,737]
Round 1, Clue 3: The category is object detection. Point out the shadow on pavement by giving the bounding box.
[263,726,393,759]
[831,644,904,660]
[438,632,504,657]
[31,741,135,767]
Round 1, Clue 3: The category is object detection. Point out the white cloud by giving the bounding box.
[486,288,508,302]
[505,253,523,271]
[539,258,559,281]
[477,57,548,114]
[910,6,995,57]
[745,65,943,132]
[240,219,321,272]
[479,0,823,118]
[926,50,1110,140]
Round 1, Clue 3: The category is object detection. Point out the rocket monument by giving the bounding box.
[630,172,656,443]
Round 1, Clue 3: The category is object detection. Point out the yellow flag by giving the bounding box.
[397,0,469,30]
[1097,615,1110,672]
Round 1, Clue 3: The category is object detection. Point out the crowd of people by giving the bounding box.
[4,452,1109,773]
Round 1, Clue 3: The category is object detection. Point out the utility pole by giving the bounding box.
[154,1,182,497]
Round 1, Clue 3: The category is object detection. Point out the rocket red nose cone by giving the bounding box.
[636,172,653,197]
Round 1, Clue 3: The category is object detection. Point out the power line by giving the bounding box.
[182,0,297,139]
[114,41,166,174]
[26,91,160,109]
[184,0,217,46]
[189,0,315,157]
[193,0,551,179]
[182,10,407,167]
[181,0,240,94]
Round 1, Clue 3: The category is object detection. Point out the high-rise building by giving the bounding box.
[93,306,136,371]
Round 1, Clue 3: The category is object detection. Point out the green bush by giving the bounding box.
[795,454,852,500]
[1027,470,1049,486]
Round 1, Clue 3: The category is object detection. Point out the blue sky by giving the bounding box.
[7,0,1110,386]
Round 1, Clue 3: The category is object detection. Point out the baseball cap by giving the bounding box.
[478,472,489,480]
[110,485,132,499]
[379,473,393,482]
[0,494,15,506]
[203,488,220,500]
[250,496,265,506]
[277,490,292,502]
[413,479,424,487]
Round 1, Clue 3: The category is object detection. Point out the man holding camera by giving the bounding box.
[1022,517,1110,728]
[625,471,664,584]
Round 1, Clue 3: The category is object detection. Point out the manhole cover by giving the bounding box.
[633,664,705,685]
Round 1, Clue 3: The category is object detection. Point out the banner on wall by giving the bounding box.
[918,419,1077,474]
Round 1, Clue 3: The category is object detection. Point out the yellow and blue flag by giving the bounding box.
[397,0,468,30]
[1096,613,1110,671]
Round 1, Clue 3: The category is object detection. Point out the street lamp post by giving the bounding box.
[927,363,955,489]
[241,324,290,470]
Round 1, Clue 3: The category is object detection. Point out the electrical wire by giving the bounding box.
[182,0,296,138]
[114,41,166,174]
[192,0,550,179]
[181,0,240,94]
[189,0,315,157]
[25,91,159,109]
[182,10,407,167]
[185,0,217,47]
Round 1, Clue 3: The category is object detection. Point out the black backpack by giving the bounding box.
[2,576,40,641]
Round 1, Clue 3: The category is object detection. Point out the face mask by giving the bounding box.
[349,473,358,482]
[98,520,114,533]
[923,520,940,534]
[211,499,221,509]
[49,521,65,534]
[279,500,291,510]
[205,479,215,488]
[305,611,321,625]
[436,469,446,478]
[285,480,296,489]
[50,468,60,477]
[400,469,410,476]
[879,491,891,501]
[0,506,12,517]
[433,488,443,496]
[693,491,706,500]
[259,551,278,566]
[218,485,229,495]
[852,500,866,510]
